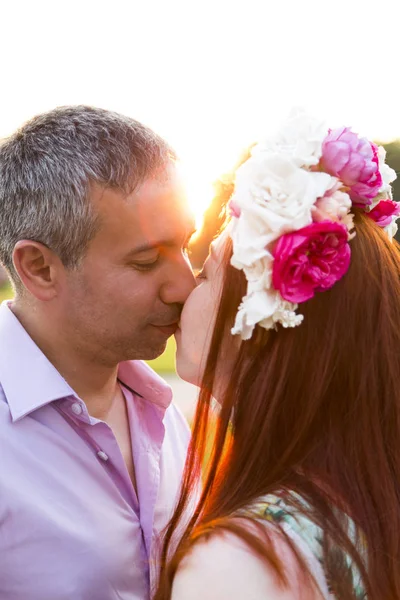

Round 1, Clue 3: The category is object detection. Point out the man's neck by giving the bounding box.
[10,300,120,419]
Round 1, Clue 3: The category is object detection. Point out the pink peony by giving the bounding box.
[368,199,400,227]
[272,221,350,303]
[321,127,382,205]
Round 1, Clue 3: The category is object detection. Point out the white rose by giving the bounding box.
[229,215,273,269]
[256,109,327,168]
[232,154,334,258]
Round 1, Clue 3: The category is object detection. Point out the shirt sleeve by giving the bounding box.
[171,529,323,600]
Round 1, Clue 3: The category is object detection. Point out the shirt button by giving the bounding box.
[97,450,109,461]
[71,402,83,415]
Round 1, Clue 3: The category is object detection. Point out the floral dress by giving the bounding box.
[251,494,366,599]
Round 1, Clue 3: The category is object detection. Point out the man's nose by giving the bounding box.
[159,254,196,305]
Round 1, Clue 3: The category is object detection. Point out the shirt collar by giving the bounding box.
[0,301,76,422]
[117,360,172,412]
[0,301,172,422]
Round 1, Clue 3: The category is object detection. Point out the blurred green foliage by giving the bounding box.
[0,283,11,302]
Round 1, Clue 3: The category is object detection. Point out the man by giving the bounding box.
[0,106,196,600]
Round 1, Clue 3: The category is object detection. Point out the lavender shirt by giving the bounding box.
[0,302,190,600]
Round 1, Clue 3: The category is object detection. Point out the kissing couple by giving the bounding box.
[0,106,399,599]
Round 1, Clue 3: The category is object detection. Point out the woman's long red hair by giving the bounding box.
[155,209,400,599]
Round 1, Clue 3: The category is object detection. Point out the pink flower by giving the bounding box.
[368,199,400,227]
[272,221,351,303]
[321,127,382,205]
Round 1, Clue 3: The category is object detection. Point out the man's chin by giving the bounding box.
[126,336,169,362]
[117,327,173,362]
[141,341,168,361]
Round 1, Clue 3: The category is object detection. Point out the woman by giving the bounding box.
[155,112,400,599]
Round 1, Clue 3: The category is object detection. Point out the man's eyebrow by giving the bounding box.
[126,229,197,257]
[125,241,170,256]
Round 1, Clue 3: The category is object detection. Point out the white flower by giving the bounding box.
[385,219,398,240]
[269,304,304,329]
[231,153,334,268]
[313,185,354,235]
[377,145,397,198]
[256,108,328,168]
[231,287,301,340]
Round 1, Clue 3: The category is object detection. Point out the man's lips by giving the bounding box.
[150,322,179,336]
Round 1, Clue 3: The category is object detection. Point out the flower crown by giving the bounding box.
[228,110,398,340]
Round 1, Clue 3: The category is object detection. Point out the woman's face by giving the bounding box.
[174,231,227,386]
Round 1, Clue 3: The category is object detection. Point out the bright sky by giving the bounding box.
[1,0,399,226]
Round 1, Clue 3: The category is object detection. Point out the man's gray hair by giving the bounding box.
[0,105,176,285]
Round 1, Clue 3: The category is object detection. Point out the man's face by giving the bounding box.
[61,165,196,363]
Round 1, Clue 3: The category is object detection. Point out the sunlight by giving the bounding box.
[1,0,400,237]
[175,136,248,234]
[179,161,217,231]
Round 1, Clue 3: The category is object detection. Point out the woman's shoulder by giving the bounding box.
[249,493,365,599]
[250,493,326,565]
[171,517,326,600]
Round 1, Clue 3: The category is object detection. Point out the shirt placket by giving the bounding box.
[54,398,140,513]
[125,392,166,592]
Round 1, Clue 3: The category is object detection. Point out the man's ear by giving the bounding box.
[12,240,64,301]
